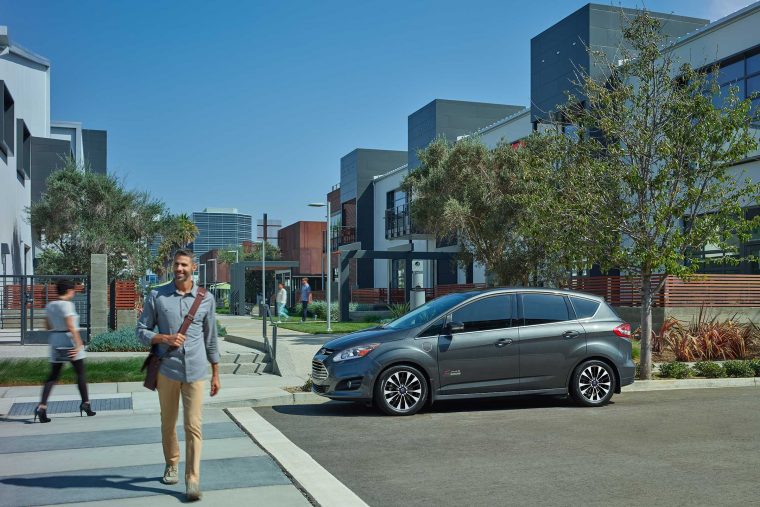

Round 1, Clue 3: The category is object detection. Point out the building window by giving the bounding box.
[16,119,30,181]
[706,48,760,121]
[0,81,14,156]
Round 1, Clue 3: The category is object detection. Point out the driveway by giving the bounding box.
[257,388,759,506]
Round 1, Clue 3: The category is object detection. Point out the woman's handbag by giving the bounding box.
[141,288,207,390]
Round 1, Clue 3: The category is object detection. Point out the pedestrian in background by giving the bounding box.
[35,279,96,423]
[300,277,312,322]
[276,283,288,323]
[136,249,220,502]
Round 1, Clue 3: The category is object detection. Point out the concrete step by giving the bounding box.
[219,352,270,364]
[218,362,273,375]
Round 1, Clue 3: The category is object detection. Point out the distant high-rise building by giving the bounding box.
[191,208,252,256]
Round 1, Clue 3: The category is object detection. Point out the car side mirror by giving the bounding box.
[446,321,465,334]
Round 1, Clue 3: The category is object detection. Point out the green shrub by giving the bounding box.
[692,361,726,378]
[387,302,410,319]
[216,321,227,337]
[749,358,760,376]
[292,301,356,321]
[723,360,755,378]
[658,361,691,379]
[87,328,149,352]
[216,306,230,315]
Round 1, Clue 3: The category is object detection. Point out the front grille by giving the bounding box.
[312,360,329,381]
[312,383,329,394]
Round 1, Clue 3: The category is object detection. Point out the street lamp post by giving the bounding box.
[308,202,331,332]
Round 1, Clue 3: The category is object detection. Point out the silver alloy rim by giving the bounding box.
[383,370,423,412]
[579,365,611,403]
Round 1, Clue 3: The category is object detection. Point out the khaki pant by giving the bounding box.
[157,372,204,484]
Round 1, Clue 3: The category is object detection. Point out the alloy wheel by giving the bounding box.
[578,364,612,403]
[383,370,423,413]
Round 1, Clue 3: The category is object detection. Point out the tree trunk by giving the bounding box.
[639,272,653,380]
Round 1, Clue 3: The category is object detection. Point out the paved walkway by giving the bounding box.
[0,408,311,506]
[0,316,355,506]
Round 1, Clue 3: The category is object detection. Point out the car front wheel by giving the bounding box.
[374,365,428,416]
[570,360,615,407]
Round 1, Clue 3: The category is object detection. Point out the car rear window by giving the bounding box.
[570,297,600,319]
[521,293,570,325]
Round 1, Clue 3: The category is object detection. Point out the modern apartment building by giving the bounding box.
[191,207,252,256]
[328,2,760,315]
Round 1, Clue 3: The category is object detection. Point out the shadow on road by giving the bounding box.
[272,395,614,417]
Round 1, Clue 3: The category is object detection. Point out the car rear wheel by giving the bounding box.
[570,360,615,407]
[374,365,428,416]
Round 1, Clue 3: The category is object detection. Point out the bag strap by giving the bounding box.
[157,287,208,358]
[178,287,207,336]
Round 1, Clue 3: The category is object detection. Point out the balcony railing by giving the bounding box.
[331,226,356,251]
[385,204,429,240]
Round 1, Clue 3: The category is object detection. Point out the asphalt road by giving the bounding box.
[256,388,760,507]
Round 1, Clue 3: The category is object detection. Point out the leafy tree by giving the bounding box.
[558,12,760,379]
[151,213,199,278]
[28,156,166,280]
[218,242,281,264]
[402,134,599,286]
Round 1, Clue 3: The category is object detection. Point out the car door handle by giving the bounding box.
[495,338,513,347]
[562,330,580,339]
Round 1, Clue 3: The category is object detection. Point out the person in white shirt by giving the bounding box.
[276,283,289,323]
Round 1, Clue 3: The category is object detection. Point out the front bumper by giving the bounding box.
[311,354,381,401]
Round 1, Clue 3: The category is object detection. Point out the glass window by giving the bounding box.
[419,317,445,337]
[747,52,760,76]
[521,294,570,326]
[747,74,760,98]
[570,297,600,319]
[718,60,744,85]
[451,294,514,332]
[384,292,470,331]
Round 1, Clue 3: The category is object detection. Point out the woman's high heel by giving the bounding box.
[80,402,96,417]
[34,406,51,423]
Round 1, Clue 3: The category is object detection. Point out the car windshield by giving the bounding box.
[382,293,471,330]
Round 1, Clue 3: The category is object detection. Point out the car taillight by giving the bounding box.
[613,323,631,339]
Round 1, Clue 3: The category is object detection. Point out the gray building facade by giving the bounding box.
[530,4,708,122]
[408,99,524,170]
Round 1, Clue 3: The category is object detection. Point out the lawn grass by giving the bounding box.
[276,321,379,334]
[0,358,145,386]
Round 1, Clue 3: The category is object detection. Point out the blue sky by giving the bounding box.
[0,0,751,228]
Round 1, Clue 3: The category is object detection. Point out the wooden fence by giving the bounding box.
[569,275,760,307]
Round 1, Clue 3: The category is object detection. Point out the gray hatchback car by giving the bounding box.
[312,288,635,415]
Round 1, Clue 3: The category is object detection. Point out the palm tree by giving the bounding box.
[152,214,199,279]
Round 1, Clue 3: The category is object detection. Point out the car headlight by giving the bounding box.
[332,343,380,362]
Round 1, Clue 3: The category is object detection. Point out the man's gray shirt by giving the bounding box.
[136,282,220,383]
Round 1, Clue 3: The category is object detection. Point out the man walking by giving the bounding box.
[137,249,220,501]
[300,277,312,322]
[275,283,288,323]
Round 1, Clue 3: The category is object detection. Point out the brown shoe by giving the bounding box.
[186,481,202,501]
[162,464,178,485]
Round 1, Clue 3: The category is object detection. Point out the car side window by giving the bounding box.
[521,293,570,326]
[569,296,600,319]
[418,317,446,337]
[450,294,514,333]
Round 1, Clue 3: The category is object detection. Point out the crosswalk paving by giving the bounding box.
[0,409,310,506]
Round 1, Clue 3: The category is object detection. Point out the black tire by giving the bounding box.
[570,360,616,407]
[374,365,428,416]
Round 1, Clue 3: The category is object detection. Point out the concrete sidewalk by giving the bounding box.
[0,407,312,507]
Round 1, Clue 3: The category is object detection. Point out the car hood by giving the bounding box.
[323,327,407,352]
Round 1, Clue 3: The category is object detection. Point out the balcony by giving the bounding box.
[331,226,356,251]
[385,204,430,240]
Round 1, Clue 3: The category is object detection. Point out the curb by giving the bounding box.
[227,407,369,507]
[623,377,758,392]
